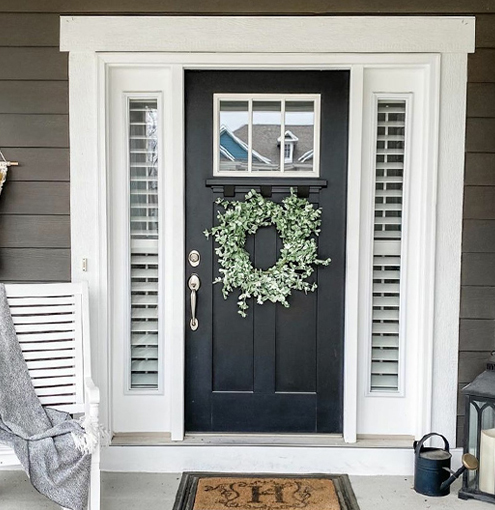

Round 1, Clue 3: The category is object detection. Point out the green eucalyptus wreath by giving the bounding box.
[204,189,331,317]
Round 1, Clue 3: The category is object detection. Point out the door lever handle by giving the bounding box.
[188,273,201,331]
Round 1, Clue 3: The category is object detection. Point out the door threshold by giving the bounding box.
[111,432,413,448]
[185,433,344,446]
[112,432,172,445]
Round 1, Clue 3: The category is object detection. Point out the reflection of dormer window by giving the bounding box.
[278,130,299,164]
[284,143,292,161]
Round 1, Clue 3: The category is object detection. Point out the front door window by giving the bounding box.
[215,94,320,176]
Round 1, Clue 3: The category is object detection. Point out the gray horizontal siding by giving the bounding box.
[459,352,491,384]
[0,182,69,215]
[0,216,69,248]
[0,248,70,281]
[0,14,59,46]
[0,2,492,445]
[463,254,495,286]
[460,11,495,446]
[3,149,69,181]
[0,12,69,283]
[461,287,495,319]
[0,48,67,80]
[459,320,495,351]
[458,383,465,416]
[465,153,495,185]
[0,82,68,114]
[463,22,495,426]
[467,84,495,117]
[464,187,495,219]
[476,15,495,47]
[463,220,495,252]
[466,118,495,152]
[468,50,495,83]
[0,114,68,147]
[0,0,494,13]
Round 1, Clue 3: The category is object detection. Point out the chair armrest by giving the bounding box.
[84,376,100,406]
[83,377,106,458]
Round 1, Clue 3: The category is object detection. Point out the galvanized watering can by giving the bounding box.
[413,432,478,497]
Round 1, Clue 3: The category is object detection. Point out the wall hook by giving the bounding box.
[0,149,19,167]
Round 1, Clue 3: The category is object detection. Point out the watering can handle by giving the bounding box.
[413,432,450,457]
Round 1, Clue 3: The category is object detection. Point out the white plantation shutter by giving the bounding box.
[371,100,406,392]
[129,99,159,389]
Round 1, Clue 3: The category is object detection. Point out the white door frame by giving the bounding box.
[62,16,474,448]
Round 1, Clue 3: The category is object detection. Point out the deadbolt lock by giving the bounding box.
[188,250,201,267]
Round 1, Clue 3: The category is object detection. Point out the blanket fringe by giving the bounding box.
[71,416,111,455]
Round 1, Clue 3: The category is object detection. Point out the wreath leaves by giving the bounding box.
[204,188,331,317]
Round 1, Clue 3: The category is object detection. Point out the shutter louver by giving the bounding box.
[129,100,159,389]
[371,100,406,392]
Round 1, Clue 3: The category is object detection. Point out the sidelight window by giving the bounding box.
[357,65,431,438]
[107,65,168,434]
[128,98,160,390]
[370,99,407,393]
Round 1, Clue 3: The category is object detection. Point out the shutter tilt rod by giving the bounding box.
[0,149,19,167]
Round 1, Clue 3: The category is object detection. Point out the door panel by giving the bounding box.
[185,71,349,433]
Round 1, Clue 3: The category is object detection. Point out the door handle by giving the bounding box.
[188,273,201,331]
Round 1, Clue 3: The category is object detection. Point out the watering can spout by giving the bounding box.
[439,453,479,492]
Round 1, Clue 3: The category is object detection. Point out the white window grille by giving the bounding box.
[129,99,159,390]
[370,100,406,393]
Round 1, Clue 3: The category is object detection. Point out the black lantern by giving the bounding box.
[459,357,495,503]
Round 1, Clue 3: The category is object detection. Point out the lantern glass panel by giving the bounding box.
[479,402,495,495]
[482,402,495,430]
[467,400,481,488]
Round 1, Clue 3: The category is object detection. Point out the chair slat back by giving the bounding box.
[4,283,87,415]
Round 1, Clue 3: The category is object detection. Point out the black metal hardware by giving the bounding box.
[260,185,272,198]
[297,186,310,198]
[206,178,327,197]
[223,185,235,197]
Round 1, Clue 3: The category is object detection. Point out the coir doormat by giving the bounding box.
[173,473,360,510]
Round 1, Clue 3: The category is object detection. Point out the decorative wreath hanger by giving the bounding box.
[204,189,331,317]
[0,150,18,197]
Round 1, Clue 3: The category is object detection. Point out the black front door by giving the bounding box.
[185,71,349,433]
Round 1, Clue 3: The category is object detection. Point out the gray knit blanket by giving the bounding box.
[0,284,91,510]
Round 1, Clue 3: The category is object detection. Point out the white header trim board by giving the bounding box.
[60,16,475,53]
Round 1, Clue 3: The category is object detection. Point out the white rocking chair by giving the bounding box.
[0,282,101,510]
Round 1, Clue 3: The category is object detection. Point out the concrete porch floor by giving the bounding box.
[0,471,490,510]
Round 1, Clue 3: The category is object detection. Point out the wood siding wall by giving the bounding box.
[0,1,493,443]
[460,14,495,444]
[0,10,69,281]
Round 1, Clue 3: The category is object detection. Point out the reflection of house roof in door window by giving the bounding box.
[277,130,299,143]
[234,124,314,164]
[219,125,271,163]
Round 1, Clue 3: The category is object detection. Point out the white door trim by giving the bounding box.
[64,17,472,455]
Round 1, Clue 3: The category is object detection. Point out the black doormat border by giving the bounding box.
[172,472,360,510]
